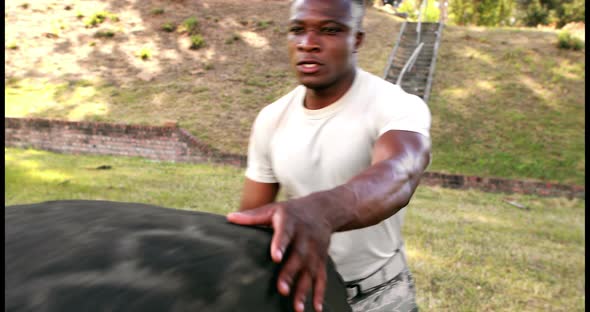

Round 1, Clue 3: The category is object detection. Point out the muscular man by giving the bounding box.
[227,0,431,311]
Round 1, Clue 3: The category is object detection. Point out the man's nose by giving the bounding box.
[297,31,320,52]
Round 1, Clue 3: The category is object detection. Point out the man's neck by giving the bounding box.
[304,69,357,110]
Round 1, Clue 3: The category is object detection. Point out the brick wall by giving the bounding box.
[420,172,584,199]
[4,117,584,199]
[4,117,245,166]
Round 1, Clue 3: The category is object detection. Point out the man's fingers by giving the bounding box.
[293,271,312,312]
[277,246,305,296]
[270,210,294,263]
[226,204,275,226]
[313,264,327,312]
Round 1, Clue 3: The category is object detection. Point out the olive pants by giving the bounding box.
[348,269,418,312]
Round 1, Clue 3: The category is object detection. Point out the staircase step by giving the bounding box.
[385,22,441,101]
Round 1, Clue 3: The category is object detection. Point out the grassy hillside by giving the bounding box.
[429,25,585,185]
[4,0,585,185]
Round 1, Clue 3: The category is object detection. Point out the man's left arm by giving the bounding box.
[227,130,430,312]
[326,129,431,231]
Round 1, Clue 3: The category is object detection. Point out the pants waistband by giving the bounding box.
[344,251,406,299]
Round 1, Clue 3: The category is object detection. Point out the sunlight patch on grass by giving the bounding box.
[441,87,470,100]
[7,154,71,183]
[238,31,270,50]
[460,46,494,65]
[204,48,221,61]
[68,101,109,120]
[5,78,113,119]
[475,80,495,91]
[518,75,554,106]
[551,59,585,81]
[5,79,63,117]
[5,147,245,214]
[459,212,504,226]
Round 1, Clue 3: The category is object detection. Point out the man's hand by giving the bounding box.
[227,196,334,312]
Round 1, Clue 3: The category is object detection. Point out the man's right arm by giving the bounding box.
[239,178,280,211]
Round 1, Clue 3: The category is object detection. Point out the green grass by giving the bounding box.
[406,187,585,311]
[189,34,205,50]
[557,31,585,50]
[255,19,273,30]
[5,148,244,213]
[161,22,176,32]
[136,47,152,60]
[83,11,119,27]
[5,147,585,311]
[150,8,165,15]
[427,25,585,185]
[180,16,199,35]
[94,29,115,38]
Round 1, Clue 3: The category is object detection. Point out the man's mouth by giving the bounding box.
[296,59,322,74]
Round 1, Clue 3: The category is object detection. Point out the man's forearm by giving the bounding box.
[311,149,429,232]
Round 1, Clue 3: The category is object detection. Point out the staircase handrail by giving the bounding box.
[382,20,408,79]
[416,0,428,44]
[396,42,424,85]
[423,1,446,103]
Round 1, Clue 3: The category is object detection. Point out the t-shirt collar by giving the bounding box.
[300,68,362,120]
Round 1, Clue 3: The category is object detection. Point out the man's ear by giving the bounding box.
[354,31,365,53]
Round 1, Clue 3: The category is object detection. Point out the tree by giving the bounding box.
[448,0,515,26]
[515,0,585,27]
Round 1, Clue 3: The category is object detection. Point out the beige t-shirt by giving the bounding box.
[245,68,431,282]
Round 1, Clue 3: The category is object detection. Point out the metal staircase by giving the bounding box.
[383,1,446,103]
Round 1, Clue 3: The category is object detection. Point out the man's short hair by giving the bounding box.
[290,0,366,33]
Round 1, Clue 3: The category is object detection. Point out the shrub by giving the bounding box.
[151,8,165,15]
[557,31,584,51]
[95,29,115,38]
[256,20,273,29]
[450,0,514,26]
[136,48,152,60]
[423,0,440,22]
[161,22,176,32]
[7,42,18,50]
[182,17,199,34]
[84,11,118,28]
[225,33,241,44]
[521,0,550,26]
[84,11,119,28]
[190,35,205,50]
[397,0,419,20]
[84,11,107,27]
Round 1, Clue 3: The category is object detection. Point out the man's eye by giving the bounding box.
[321,27,342,34]
[289,26,304,33]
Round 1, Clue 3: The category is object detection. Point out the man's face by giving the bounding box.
[287,0,363,90]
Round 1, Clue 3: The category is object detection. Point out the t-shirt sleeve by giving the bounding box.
[375,88,431,138]
[244,108,279,183]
